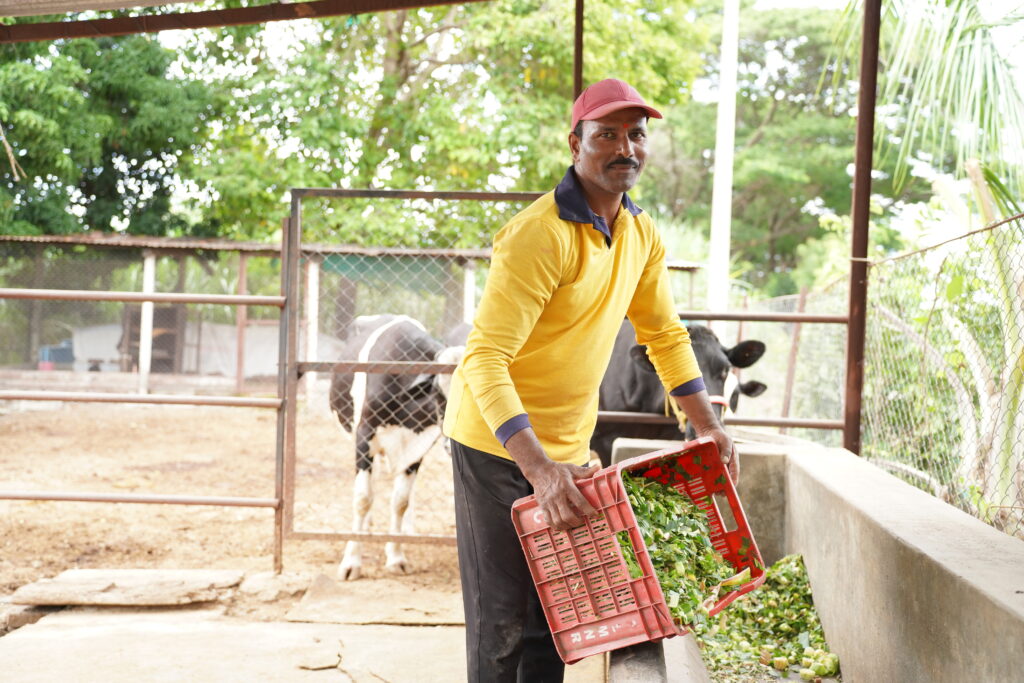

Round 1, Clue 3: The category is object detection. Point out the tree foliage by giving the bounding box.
[643,8,917,295]
[176,0,709,244]
[833,0,1024,193]
[0,28,214,236]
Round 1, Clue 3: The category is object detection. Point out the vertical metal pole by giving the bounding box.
[236,253,248,396]
[780,287,808,435]
[138,250,156,394]
[462,259,477,324]
[844,0,882,455]
[304,256,320,402]
[273,218,291,574]
[284,199,301,537]
[706,0,741,330]
[574,0,584,98]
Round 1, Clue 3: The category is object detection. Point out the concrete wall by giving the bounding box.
[785,442,1024,683]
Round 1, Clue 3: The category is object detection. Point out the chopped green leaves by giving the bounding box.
[617,470,743,631]
[696,554,841,681]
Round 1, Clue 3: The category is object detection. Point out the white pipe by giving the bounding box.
[138,250,156,394]
[304,258,320,400]
[706,0,741,329]
[463,260,476,324]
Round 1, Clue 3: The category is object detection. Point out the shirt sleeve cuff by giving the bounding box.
[669,376,706,397]
[495,413,532,446]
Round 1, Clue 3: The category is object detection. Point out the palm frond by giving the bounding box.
[832,0,1024,193]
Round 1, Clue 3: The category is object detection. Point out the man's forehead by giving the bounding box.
[583,108,649,130]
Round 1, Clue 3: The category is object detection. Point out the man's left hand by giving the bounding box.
[697,424,738,484]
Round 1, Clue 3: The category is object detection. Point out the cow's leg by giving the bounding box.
[383,460,420,575]
[338,421,376,581]
[381,425,441,574]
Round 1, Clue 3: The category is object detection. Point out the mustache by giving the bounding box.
[608,157,639,168]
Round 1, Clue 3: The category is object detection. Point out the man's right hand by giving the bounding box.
[527,460,599,530]
[504,428,599,531]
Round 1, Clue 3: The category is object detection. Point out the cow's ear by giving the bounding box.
[726,340,765,368]
[629,345,657,373]
[740,380,767,398]
[406,374,435,398]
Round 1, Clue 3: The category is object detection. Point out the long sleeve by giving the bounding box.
[459,217,567,436]
[626,225,703,394]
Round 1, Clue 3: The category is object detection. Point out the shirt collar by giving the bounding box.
[554,166,644,245]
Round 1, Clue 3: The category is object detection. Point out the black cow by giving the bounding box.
[590,319,766,467]
[329,314,465,580]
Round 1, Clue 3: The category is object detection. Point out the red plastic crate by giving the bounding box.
[511,437,766,664]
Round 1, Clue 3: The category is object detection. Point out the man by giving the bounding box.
[442,78,737,682]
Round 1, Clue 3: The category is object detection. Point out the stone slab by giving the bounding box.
[238,571,311,602]
[10,568,244,606]
[0,604,60,634]
[286,573,465,625]
[0,606,607,682]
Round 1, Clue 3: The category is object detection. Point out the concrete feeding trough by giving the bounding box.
[606,433,1024,682]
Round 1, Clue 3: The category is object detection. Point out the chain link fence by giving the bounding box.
[292,245,491,539]
[0,238,282,394]
[863,213,1024,540]
[716,279,848,445]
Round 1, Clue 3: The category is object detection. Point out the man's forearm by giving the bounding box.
[673,389,739,481]
[504,427,554,481]
[673,390,722,434]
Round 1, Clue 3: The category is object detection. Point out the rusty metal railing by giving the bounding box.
[0,255,290,571]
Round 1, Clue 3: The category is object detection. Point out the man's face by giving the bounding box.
[569,107,649,197]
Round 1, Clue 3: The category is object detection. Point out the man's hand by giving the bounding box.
[696,423,739,483]
[673,391,739,484]
[504,428,599,531]
[527,460,599,531]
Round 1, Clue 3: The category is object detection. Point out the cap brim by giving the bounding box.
[582,101,663,124]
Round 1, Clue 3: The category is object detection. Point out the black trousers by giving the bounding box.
[450,439,565,683]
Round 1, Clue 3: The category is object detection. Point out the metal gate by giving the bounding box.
[277,188,540,551]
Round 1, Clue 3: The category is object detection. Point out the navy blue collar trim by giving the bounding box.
[554,166,643,245]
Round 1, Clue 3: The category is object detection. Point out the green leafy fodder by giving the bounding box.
[696,554,840,681]
[618,471,746,630]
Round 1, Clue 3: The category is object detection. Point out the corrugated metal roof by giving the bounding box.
[0,233,700,266]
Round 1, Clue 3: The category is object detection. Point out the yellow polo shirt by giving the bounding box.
[442,167,703,465]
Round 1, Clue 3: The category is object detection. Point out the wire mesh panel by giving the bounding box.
[864,214,1024,540]
[0,241,281,394]
[715,280,848,445]
[288,190,539,557]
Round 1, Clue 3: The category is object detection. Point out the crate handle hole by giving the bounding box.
[712,492,738,533]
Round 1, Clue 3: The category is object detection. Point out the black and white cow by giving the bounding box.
[590,319,767,467]
[329,314,465,580]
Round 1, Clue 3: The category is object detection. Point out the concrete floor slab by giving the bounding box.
[0,607,607,682]
[286,573,464,626]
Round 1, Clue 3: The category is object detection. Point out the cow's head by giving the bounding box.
[628,324,766,433]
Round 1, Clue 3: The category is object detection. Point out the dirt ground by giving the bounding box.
[0,402,461,621]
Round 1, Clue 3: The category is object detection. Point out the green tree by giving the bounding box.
[178,0,710,245]
[643,8,907,295]
[831,0,1024,536]
[834,0,1024,192]
[0,29,214,236]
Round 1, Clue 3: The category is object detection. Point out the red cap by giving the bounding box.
[571,78,662,130]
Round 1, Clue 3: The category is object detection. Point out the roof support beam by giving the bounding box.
[844,0,882,455]
[0,0,489,43]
